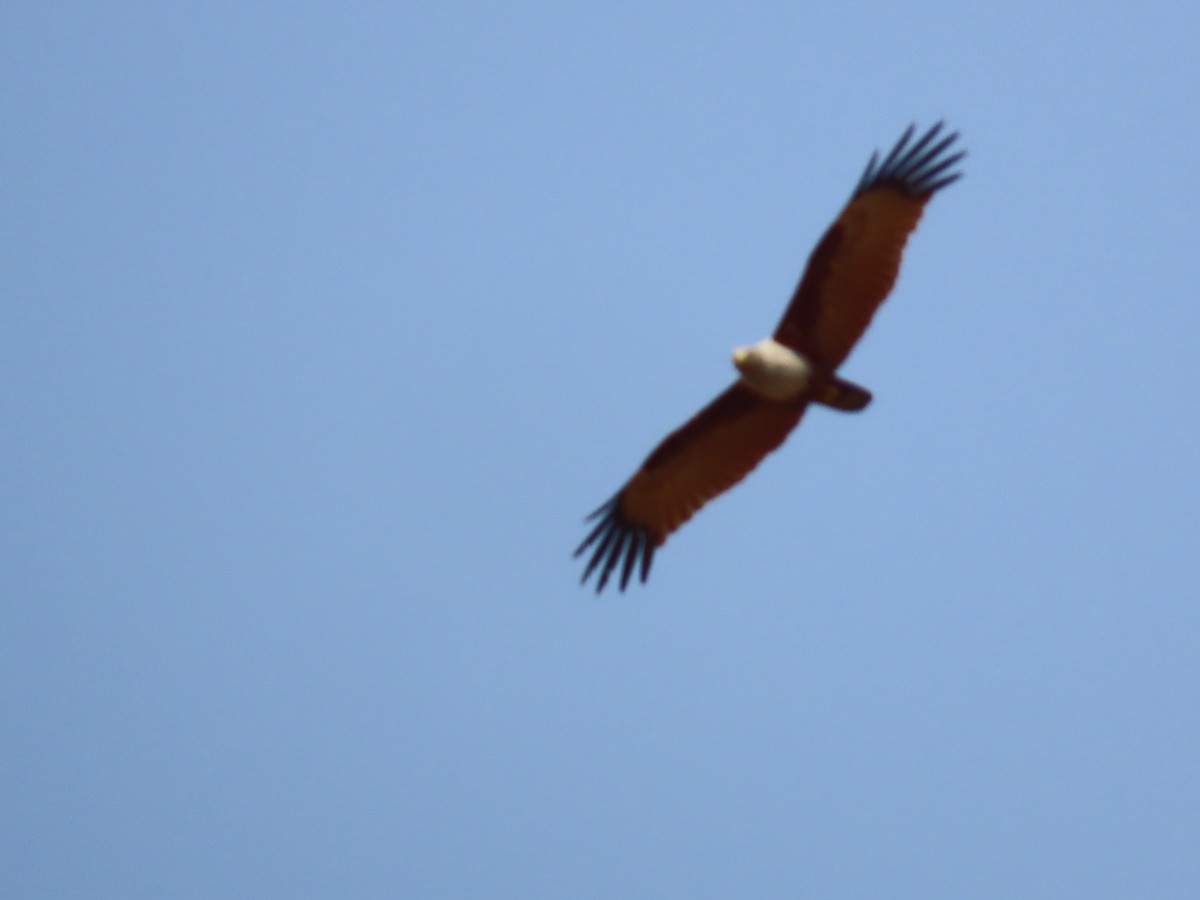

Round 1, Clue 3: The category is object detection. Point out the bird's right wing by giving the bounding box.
[576,384,807,592]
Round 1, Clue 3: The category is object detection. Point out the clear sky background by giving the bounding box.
[3,2,1198,897]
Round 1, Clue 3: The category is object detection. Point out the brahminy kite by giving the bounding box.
[576,122,965,592]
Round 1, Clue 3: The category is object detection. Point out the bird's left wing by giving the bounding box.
[575,384,806,593]
[774,122,964,370]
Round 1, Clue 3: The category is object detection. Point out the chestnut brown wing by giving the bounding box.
[774,122,964,370]
[576,385,806,593]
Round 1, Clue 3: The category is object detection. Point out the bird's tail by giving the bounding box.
[814,375,872,412]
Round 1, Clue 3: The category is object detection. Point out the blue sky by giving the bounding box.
[3,2,1198,897]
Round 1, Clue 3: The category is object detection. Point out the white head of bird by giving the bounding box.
[732,337,813,402]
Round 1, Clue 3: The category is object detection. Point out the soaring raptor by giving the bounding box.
[576,123,965,592]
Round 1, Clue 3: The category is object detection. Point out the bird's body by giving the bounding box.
[576,123,965,592]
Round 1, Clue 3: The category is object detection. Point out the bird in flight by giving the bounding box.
[575,122,965,593]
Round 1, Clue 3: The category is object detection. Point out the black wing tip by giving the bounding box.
[574,494,656,594]
[854,121,966,199]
